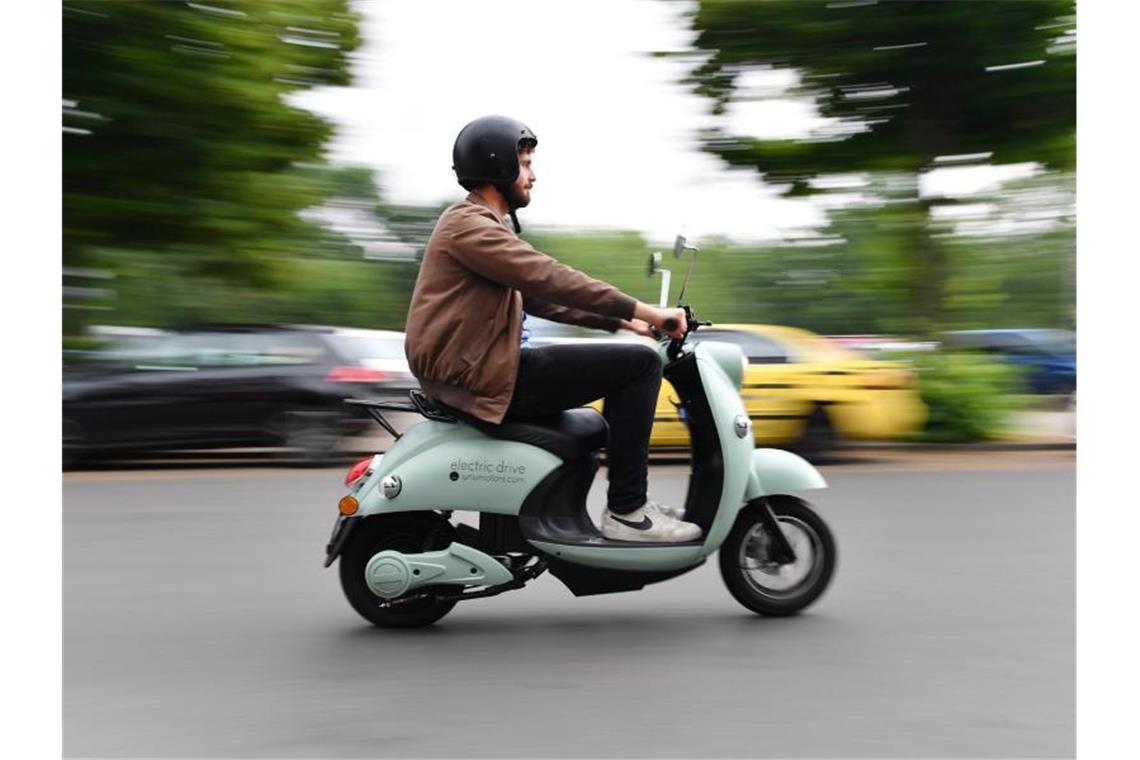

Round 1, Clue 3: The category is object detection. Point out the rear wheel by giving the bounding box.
[338,513,459,628]
[719,496,836,616]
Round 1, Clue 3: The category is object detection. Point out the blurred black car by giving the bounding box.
[63,325,416,467]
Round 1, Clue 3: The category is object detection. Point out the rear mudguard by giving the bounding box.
[744,448,827,500]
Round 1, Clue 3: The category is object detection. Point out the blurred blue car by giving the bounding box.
[940,329,1076,395]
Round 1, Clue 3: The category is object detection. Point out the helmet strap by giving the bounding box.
[495,182,522,234]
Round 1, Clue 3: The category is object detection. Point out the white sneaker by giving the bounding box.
[651,500,686,520]
[601,501,703,542]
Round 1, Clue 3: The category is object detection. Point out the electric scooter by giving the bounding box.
[323,236,836,628]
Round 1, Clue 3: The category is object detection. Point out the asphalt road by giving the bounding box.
[63,449,1074,758]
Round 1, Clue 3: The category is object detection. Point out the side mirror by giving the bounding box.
[648,251,663,276]
[672,235,687,259]
[671,233,699,304]
[673,234,699,258]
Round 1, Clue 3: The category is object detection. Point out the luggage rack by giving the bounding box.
[345,390,457,440]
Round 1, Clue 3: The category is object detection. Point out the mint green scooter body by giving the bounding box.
[354,421,563,517]
[349,341,826,574]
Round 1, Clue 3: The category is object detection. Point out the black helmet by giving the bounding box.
[452,115,537,192]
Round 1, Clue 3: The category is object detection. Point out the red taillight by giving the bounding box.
[326,366,390,383]
[344,456,373,486]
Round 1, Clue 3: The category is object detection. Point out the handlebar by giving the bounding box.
[661,305,711,361]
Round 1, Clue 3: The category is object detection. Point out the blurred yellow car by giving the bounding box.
[646,324,927,454]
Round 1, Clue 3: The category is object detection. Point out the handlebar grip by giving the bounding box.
[663,318,679,332]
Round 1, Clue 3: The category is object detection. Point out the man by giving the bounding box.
[405,115,701,542]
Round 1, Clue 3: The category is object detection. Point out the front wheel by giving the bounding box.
[719,495,836,616]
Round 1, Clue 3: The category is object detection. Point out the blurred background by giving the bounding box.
[56,4,1086,758]
[62,0,1076,466]
[60,0,1076,467]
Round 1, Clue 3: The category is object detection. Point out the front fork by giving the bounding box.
[751,498,798,565]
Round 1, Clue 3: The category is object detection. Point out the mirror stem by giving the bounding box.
[658,269,672,308]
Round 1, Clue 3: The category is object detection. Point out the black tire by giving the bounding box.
[338,513,459,628]
[719,495,836,616]
[796,406,835,463]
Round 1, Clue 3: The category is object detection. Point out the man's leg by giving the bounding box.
[506,342,661,513]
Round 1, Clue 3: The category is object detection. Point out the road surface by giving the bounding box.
[64,449,1074,757]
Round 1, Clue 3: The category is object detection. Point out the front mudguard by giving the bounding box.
[744,448,827,500]
[324,515,361,567]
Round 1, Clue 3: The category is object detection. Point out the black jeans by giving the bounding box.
[506,342,662,514]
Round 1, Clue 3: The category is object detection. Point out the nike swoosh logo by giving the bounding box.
[611,514,653,530]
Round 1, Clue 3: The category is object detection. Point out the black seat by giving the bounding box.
[419,393,608,461]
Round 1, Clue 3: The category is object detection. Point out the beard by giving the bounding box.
[506,183,531,209]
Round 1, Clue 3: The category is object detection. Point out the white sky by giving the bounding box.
[289,0,821,244]
[293,0,1039,246]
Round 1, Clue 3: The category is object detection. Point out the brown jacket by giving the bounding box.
[404,193,637,423]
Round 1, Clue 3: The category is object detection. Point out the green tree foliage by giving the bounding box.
[100,163,419,332]
[930,171,1075,330]
[903,351,1027,442]
[63,0,362,332]
[522,230,658,304]
[525,208,1071,337]
[689,0,1074,180]
[684,0,1075,332]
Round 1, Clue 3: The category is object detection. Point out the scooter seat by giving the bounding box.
[428,397,609,461]
[487,408,609,461]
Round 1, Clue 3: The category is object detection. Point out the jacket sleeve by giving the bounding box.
[445,208,637,320]
[522,296,623,332]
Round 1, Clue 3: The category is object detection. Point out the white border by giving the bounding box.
[7,1,61,759]
[1078,2,1138,758]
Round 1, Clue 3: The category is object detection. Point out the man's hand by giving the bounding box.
[632,303,687,340]
[618,318,656,338]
